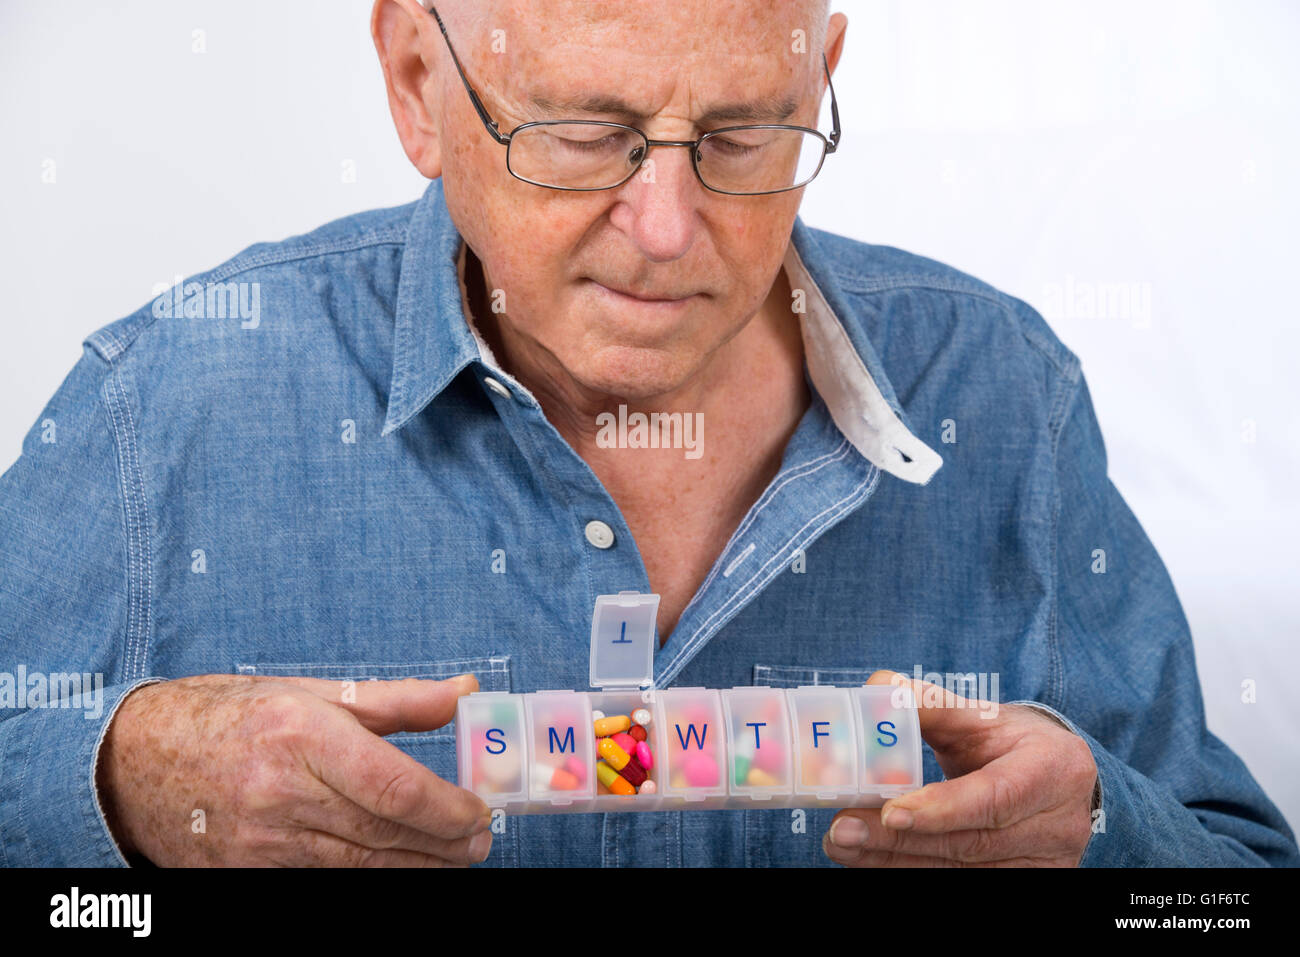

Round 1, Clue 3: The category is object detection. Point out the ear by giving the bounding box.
[372,0,444,178]
[824,12,848,77]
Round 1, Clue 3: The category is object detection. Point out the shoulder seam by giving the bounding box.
[85,225,409,365]
[837,274,1082,380]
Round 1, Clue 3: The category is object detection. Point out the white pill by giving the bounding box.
[632,708,651,727]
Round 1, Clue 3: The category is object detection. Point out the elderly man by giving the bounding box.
[0,0,1295,868]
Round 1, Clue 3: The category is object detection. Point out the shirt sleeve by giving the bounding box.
[0,346,165,866]
[1044,372,1299,867]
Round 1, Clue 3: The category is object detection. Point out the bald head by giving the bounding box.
[375,0,848,404]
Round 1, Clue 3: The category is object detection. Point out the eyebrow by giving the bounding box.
[527,90,802,125]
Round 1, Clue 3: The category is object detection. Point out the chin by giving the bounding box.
[566,345,698,401]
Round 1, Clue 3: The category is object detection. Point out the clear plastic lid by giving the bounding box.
[589,591,659,690]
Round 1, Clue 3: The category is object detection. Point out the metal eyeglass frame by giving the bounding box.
[427,4,841,196]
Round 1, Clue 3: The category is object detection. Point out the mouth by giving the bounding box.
[588,280,700,306]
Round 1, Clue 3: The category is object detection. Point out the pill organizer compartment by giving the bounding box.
[655,687,729,807]
[851,684,924,797]
[524,691,596,806]
[721,686,795,799]
[787,686,861,807]
[455,691,528,808]
[587,592,665,810]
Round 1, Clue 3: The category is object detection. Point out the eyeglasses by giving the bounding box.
[427,5,841,196]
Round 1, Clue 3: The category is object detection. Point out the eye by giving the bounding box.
[552,132,624,153]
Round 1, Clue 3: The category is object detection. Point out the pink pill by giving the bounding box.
[683,751,718,788]
[564,755,587,784]
[611,732,637,756]
[752,742,785,773]
[635,740,654,770]
[638,779,657,795]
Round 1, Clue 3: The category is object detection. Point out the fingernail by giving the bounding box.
[469,830,493,862]
[882,806,914,830]
[829,817,868,847]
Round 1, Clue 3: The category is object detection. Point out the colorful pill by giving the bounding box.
[752,742,785,773]
[683,751,719,788]
[628,725,647,743]
[594,714,631,737]
[596,760,636,796]
[598,737,632,770]
[616,756,647,787]
[550,767,580,790]
[745,767,780,788]
[563,755,588,784]
[638,779,657,795]
[611,732,638,755]
[733,755,751,787]
[635,740,654,770]
[632,708,652,727]
[591,710,605,721]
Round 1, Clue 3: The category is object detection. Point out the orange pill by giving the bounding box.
[550,767,580,790]
[594,714,631,737]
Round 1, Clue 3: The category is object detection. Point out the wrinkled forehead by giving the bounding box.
[445,0,830,123]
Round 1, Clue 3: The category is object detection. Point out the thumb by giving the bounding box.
[865,669,997,750]
[274,673,479,735]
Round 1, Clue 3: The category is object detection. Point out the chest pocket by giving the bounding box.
[743,663,941,868]
[233,656,518,867]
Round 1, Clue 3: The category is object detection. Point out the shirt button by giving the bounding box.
[584,520,615,549]
[483,376,511,398]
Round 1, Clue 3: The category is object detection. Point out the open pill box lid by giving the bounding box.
[588,591,659,691]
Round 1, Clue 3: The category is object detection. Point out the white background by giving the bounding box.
[2,2,1297,835]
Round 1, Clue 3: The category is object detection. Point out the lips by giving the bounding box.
[590,280,696,303]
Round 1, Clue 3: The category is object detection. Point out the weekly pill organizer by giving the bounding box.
[455,592,923,814]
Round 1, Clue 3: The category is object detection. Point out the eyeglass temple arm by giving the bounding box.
[822,53,841,153]
[428,5,511,145]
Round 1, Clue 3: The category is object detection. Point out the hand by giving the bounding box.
[96,672,492,866]
[823,671,1097,867]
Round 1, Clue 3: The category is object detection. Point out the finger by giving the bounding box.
[878,748,1060,833]
[823,831,1045,868]
[273,673,479,735]
[827,807,1077,864]
[306,712,491,841]
[865,670,999,750]
[268,828,470,868]
[822,831,960,868]
[287,782,494,864]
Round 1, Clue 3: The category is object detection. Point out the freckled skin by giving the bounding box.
[98,673,493,865]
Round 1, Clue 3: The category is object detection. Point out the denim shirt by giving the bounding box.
[1,177,1295,867]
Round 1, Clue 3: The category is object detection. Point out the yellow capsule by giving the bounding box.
[746,767,780,788]
[598,737,632,771]
[594,714,631,737]
[596,760,636,796]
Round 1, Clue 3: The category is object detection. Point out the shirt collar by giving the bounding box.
[382,177,942,485]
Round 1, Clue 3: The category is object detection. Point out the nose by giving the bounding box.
[607,140,703,264]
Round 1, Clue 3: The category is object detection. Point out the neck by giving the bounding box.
[464,246,810,469]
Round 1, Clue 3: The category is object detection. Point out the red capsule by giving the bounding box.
[616,755,647,788]
[628,725,647,743]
